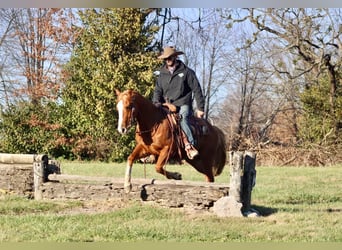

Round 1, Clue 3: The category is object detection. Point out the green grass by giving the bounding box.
[0,195,81,215]
[59,160,231,183]
[0,161,341,242]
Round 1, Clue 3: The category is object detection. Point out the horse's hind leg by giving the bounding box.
[188,158,214,182]
[202,157,214,182]
[155,163,182,180]
[205,172,214,182]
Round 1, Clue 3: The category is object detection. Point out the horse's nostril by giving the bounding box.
[118,127,126,134]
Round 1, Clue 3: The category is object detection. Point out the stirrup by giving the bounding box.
[185,144,199,160]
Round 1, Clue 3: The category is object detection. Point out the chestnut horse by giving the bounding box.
[115,89,226,192]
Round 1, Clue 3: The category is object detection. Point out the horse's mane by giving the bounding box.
[129,90,157,110]
[127,90,166,124]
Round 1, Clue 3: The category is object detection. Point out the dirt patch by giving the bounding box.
[56,198,134,215]
[56,198,213,218]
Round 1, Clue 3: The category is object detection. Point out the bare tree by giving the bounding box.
[164,9,232,119]
[163,9,299,149]
[212,16,308,150]
[1,8,75,105]
[0,9,19,108]
[219,38,276,148]
[226,8,342,139]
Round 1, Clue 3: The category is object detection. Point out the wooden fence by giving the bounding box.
[0,151,257,216]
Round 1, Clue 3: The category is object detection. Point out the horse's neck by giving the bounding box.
[135,96,163,130]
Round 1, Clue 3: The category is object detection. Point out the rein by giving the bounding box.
[129,107,136,128]
[136,128,154,135]
[134,105,179,163]
[128,93,180,164]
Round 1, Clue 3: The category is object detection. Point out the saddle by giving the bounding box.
[162,103,209,161]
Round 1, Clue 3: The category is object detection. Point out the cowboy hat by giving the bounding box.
[158,46,184,59]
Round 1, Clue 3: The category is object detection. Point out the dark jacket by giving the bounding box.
[152,60,205,111]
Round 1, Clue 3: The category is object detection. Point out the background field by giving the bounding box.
[0,161,341,242]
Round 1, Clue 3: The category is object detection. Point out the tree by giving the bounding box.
[162,9,232,119]
[0,101,67,156]
[0,8,76,156]
[300,73,342,145]
[226,8,341,144]
[215,31,287,149]
[62,8,160,160]
[0,9,20,108]
[2,8,75,104]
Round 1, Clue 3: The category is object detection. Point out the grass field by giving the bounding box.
[0,161,341,242]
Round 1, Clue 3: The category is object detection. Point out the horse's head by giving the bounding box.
[115,89,136,134]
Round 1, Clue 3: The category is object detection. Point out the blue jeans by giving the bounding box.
[179,105,195,146]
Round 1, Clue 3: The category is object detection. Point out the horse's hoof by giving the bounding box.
[124,183,132,193]
[174,172,182,180]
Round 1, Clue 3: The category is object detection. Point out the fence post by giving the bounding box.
[33,155,48,200]
[229,151,257,214]
[229,151,244,203]
[241,151,256,213]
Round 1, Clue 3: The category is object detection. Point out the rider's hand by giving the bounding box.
[196,110,205,118]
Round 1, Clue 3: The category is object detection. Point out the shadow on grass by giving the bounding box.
[251,204,342,215]
[250,204,278,216]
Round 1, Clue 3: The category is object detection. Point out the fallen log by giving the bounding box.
[47,174,229,188]
[0,153,48,164]
[43,174,229,209]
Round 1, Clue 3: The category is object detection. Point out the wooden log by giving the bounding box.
[47,174,228,188]
[142,182,229,209]
[43,174,229,209]
[0,153,48,164]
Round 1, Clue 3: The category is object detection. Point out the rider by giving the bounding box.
[153,46,205,159]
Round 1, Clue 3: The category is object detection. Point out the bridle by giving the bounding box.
[120,93,158,135]
[126,102,136,129]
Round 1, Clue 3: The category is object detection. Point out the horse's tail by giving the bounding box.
[212,126,227,176]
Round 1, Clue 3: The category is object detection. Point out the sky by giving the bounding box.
[0,0,341,8]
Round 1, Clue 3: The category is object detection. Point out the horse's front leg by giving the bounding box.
[124,144,145,193]
[155,146,182,180]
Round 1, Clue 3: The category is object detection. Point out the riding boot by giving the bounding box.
[181,130,199,160]
[185,143,199,159]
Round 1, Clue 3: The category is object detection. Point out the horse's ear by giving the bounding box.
[115,89,121,96]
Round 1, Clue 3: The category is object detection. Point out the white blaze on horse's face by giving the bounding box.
[117,100,126,134]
